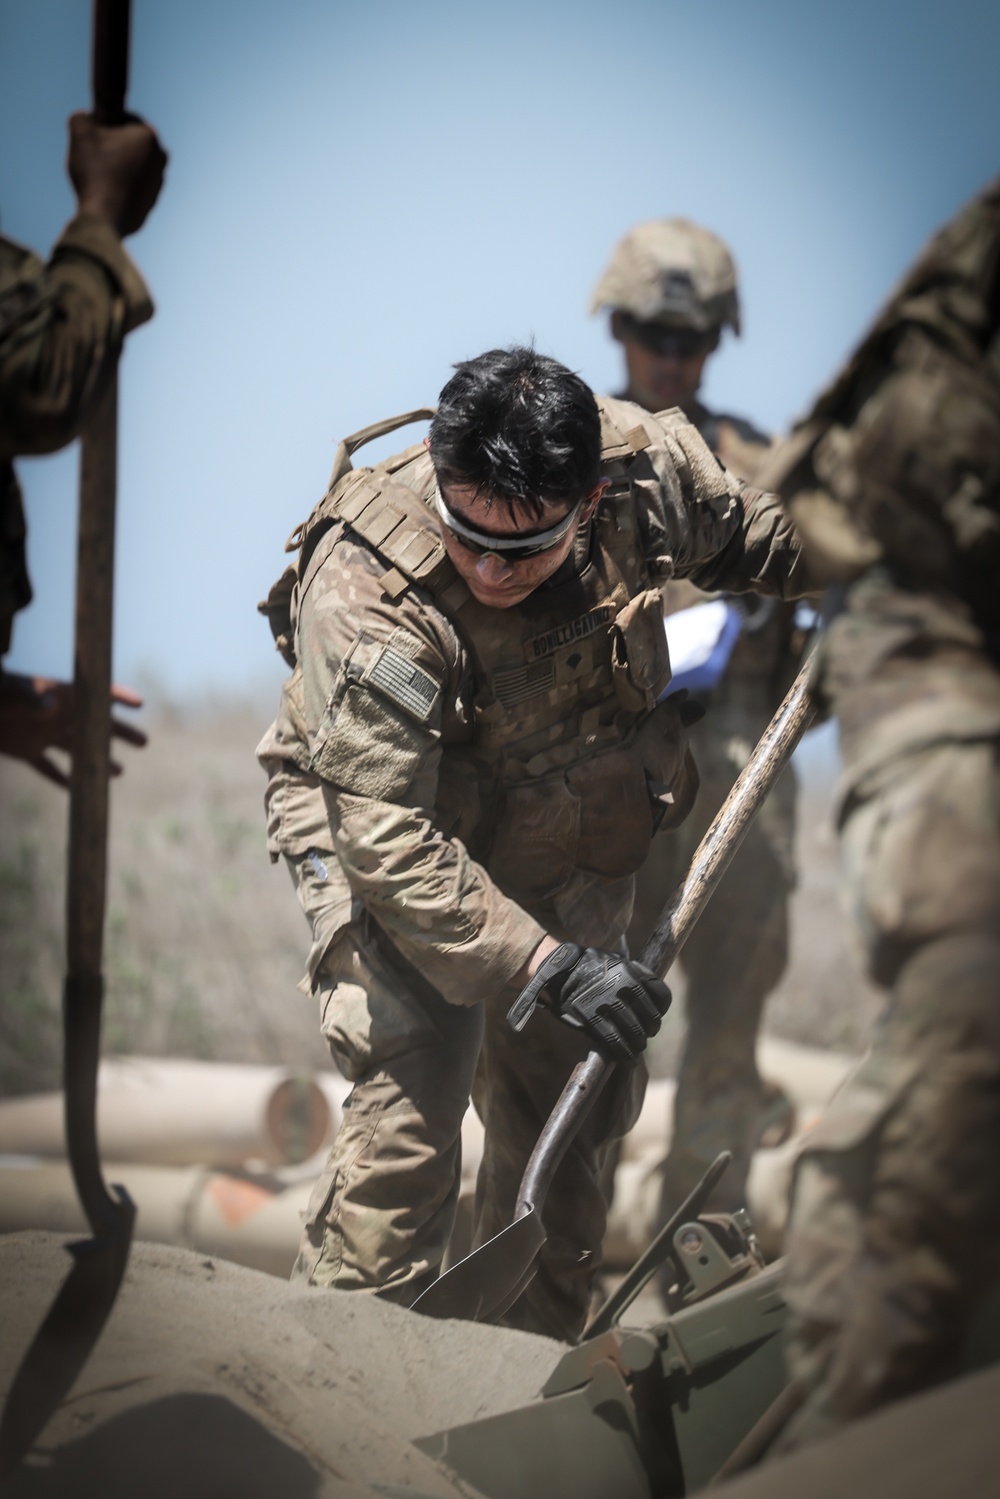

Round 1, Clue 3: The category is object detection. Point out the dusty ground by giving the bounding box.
[0,703,881,1098]
[0,708,967,1498]
[4,1232,998,1499]
[0,1232,561,1498]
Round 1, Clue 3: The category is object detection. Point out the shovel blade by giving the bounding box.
[0,1191,134,1479]
[411,1206,546,1323]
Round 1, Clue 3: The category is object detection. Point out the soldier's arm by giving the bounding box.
[0,112,163,457]
[298,539,545,1006]
[631,406,815,599]
[0,222,151,457]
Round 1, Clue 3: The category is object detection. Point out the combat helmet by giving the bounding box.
[590,218,741,336]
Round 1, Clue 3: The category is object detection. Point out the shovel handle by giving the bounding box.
[515,1050,611,1218]
[511,653,818,1239]
[642,654,817,979]
[92,0,130,124]
[66,321,125,1243]
[62,0,137,1245]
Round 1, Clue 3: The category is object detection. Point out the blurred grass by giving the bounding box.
[0,700,329,1096]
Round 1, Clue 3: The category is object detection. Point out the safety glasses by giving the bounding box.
[434,483,585,562]
[618,313,719,360]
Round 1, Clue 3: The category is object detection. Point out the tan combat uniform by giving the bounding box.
[759,177,1000,1446]
[627,402,802,1228]
[0,214,152,654]
[259,395,811,1340]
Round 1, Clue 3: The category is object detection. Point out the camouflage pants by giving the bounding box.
[780,589,1000,1448]
[286,851,644,1342]
[628,693,796,1223]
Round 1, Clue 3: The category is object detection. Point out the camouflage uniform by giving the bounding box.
[593,220,801,1223]
[0,214,153,654]
[259,393,812,1341]
[758,178,1000,1446]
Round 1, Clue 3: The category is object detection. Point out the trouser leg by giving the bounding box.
[292,918,482,1305]
[631,699,795,1236]
[472,978,646,1342]
[646,718,795,1230]
[659,821,791,1221]
[781,932,1000,1448]
[779,726,1000,1449]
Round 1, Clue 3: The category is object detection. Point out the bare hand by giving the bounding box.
[0,673,147,788]
[67,111,167,237]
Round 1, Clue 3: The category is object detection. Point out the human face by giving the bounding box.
[612,311,715,416]
[435,481,606,608]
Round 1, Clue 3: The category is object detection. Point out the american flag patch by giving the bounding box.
[364,644,441,723]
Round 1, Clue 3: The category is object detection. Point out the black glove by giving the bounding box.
[508,942,671,1064]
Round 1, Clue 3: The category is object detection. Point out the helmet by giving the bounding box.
[590,218,741,335]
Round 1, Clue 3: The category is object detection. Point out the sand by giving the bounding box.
[0,1232,561,1499]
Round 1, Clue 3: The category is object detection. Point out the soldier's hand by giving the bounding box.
[67,111,167,237]
[0,672,147,788]
[509,941,670,1063]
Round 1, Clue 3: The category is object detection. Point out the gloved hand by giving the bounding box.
[508,942,670,1063]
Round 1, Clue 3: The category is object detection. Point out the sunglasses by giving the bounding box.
[434,483,585,562]
[618,313,718,360]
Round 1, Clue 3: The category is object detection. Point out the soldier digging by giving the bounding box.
[259,347,813,1341]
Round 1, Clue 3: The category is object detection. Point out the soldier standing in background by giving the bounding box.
[0,109,166,786]
[760,177,1000,1448]
[591,220,801,1230]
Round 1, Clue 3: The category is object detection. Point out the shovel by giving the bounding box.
[0,1,140,1476]
[411,649,817,1323]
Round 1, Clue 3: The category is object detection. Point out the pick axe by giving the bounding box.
[412,650,818,1324]
[0,0,141,1475]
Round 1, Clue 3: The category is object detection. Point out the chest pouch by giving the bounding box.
[487,717,690,905]
[611,589,672,711]
[567,746,657,874]
[487,775,582,903]
[632,692,700,834]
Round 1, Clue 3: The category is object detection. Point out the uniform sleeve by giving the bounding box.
[0,214,153,458]
[297,535,544,1005]
[612,399,816,600]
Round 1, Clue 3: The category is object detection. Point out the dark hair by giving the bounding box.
[429,346,602,521]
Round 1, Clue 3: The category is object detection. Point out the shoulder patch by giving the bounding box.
[362,644,441,723]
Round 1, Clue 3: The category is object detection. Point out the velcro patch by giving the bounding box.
[492,658,556,709]
[523,604,616,662]
[363,644,441,723]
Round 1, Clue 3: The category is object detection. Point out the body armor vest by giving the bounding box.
[266,404,697,911]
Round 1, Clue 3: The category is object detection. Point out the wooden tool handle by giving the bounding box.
[92,0,131,124]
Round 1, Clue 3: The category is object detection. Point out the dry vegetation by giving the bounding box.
[0,703,881,1098]
[0,699,328,1097]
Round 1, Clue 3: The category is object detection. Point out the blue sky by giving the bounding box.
[2,0,998,699]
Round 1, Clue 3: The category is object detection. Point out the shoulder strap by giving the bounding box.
[598,399,654,463]
[331,468,467,606]
[327,406,436,488]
